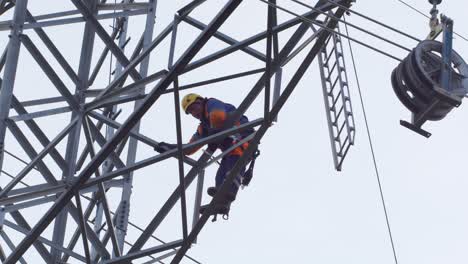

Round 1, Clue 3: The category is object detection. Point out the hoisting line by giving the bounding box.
[344,17,400,264]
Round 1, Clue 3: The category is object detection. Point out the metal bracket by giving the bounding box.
[425,1,454,93]
[399,1,460,137]
[400,87,462,138]
[400,120,431,138]
[440,14,454,92]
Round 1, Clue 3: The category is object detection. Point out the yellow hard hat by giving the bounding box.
[181,93,202,113]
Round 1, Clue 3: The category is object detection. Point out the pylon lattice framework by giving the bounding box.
[0,0,353,263]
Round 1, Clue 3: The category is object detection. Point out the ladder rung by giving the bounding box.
[331,91,343,110]
[338,119,346,136]
[324,47,336,64]
[329,61,337,73]
[329,76,340,94]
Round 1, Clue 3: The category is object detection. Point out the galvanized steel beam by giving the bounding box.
[3,1,242,262]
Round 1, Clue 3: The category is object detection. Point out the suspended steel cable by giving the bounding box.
[395,0,468,43]
[310,0,421,42]
[257,0,403,61]
[343,18,400,264]
[289,0,421,43]
[397,0,430,18]
[1,169,28,188]
[256,1,401,261]
[3,149,39,171]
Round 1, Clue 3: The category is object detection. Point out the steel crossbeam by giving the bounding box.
[3,220,87,262]
[2,1,243,263]
[0,0,356,262]
[0,0,28,182]
[182,15,267,61]
[0,7,150,31]
[128,1,346,258]
[171,2,351,262]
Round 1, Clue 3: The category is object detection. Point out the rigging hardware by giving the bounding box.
[392,1,468,137]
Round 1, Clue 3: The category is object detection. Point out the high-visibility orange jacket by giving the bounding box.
[186,98,252,156]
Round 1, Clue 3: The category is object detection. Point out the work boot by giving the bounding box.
[199,202,230,215]
[206,187,236,202]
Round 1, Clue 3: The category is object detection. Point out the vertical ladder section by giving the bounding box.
[318,25,356,171]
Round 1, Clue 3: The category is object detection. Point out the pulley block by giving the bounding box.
[391,40,468,137]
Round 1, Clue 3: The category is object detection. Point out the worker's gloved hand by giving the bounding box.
[154,142,177,153]
[207,143,218,153]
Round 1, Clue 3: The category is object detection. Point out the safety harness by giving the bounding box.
[241,148,260,187]
[198,99,261,221]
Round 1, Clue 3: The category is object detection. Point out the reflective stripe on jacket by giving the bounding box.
[186,98,250,156]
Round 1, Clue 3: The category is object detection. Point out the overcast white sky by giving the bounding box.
[2,0,468,263]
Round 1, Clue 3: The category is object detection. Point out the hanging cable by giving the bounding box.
[3,149,38,171]
[313,0,421,42]
[397,0,430,18]
[289,0,421,44]
[1,169,28,188]
[257,0,403,61]
[395,0,468,43]
[343,18,400,264]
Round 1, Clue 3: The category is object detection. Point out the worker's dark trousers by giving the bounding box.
[215,155,245,197]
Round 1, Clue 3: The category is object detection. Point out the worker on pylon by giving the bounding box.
[155,93,257,217]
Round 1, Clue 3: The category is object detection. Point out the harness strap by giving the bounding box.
[242,149,260,187]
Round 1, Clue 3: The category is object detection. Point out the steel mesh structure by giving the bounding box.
[0,0,354,263]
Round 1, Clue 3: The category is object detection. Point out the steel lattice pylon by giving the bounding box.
[0,0,353,263]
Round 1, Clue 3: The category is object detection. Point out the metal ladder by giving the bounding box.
[318,24,356,171]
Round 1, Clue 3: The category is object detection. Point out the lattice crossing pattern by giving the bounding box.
[0,1,354,263]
